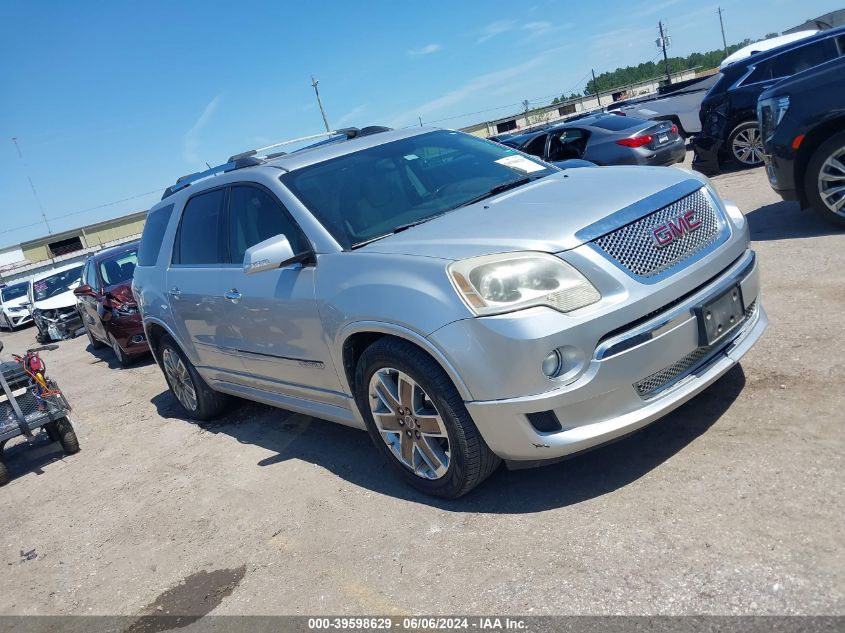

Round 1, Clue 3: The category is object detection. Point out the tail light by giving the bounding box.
[671,124,679,135]
[616,135,653,148]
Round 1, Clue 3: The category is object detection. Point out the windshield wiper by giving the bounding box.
[452,176,536,209]
[351,175,543,249]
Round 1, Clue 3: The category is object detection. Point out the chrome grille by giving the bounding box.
[593,188,723,278]
[633,301,757,398]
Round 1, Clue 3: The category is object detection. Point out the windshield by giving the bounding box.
[1,282,28,303]
[32,266,83,302]
[281,130,555,248]
[99,249,138,286]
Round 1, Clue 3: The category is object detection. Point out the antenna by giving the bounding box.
[11,137,52,234]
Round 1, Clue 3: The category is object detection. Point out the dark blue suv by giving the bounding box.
[692,27,845,174]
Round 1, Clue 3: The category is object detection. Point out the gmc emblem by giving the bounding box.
[650,210,702,248]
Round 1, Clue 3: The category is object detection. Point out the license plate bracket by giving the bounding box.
[694,284,745,346]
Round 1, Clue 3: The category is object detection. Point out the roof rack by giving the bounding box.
[161,126,393,199]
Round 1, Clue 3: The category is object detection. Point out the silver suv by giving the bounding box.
[133,127,767,498]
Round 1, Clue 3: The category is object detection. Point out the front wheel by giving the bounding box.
[804,130,845,227]
[158,335,228,420]
[728,121,764,167]
[110,335,133,367]
[355,338,500,498]
[84,320,107,349]
[44,417,80,455]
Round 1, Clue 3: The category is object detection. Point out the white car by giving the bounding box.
[28,263,84,342]
[0,281,33,330]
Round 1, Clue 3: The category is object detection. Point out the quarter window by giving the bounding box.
[174,190,226,265]
[522,134,547,158]
[227,186,310,264]
[138,204,174,267]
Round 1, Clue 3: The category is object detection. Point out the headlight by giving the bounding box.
[447,252,601,316]
[759,96,789,142]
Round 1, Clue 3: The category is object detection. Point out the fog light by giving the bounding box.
[542,350,563,377]
[542,346,586,381]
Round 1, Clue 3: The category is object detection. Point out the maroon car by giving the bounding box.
[74,241,148,366]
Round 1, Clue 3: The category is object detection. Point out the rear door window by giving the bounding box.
[173,190,226,266]
[137,204,174,267]
[770,41,831,77]
[227,185,310,264]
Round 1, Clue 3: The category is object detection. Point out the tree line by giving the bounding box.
[552,34,779,104]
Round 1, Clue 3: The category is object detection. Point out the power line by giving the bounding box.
[0,187,165,237]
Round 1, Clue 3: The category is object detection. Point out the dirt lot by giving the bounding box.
[1,158,842,617]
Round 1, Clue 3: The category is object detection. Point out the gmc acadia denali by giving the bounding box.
[133,127,767,497]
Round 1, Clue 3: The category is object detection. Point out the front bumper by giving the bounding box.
[107,312,149,355]
[691,135,723,176]
[456,250,766,462]
[33,307,82,341]
[3,310,32,328]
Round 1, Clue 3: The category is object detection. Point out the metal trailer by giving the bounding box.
[0,341,80,486]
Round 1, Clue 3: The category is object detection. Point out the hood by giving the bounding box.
[2,294,31,310]
[33,290,78,311]
[105,283,136,305]
[357,166,707,259]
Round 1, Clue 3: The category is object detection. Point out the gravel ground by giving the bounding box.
[0,157,842,617]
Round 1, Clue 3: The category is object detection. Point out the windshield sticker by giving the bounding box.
[403,154,419,161]
[495,155,545,174]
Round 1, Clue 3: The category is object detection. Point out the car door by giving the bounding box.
[166,187,244,377]
[216,183,343,399]
[78,259,109,342]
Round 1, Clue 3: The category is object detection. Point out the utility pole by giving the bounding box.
[658,21,672,85]
[11,137,52,234]
[591,69,601,106]
[310,76,330,133]
[717,7,728,56]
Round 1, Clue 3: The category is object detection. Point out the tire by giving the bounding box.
[84,320,107,349]
[0,459,8,487]
[158,334,228,420]
[803,130,845,228]
[727,121,764,168]
[354,337,500,498]
[110,334,133,367]
[35,328,49,344]
[50,417,80,455]
[44,422,60,443]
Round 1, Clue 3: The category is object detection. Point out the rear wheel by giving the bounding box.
[159,335,228,420]
[804,130,845,227]
[728,121,764,167]
[355,338,500,498]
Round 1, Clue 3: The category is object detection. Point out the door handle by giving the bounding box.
[169,287,181,299]
[224,289,242,304]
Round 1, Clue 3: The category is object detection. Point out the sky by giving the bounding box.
[1,0,841,248]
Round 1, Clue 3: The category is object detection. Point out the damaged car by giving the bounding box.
[28,263,84,343]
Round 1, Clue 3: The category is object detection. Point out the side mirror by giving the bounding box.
[243,234,298,275]
[73,284,96,298]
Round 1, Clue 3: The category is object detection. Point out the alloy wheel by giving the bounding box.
[731,125,764,165]
[817,146,845,218]
[368,368,451,480]
[162,347,198,411]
